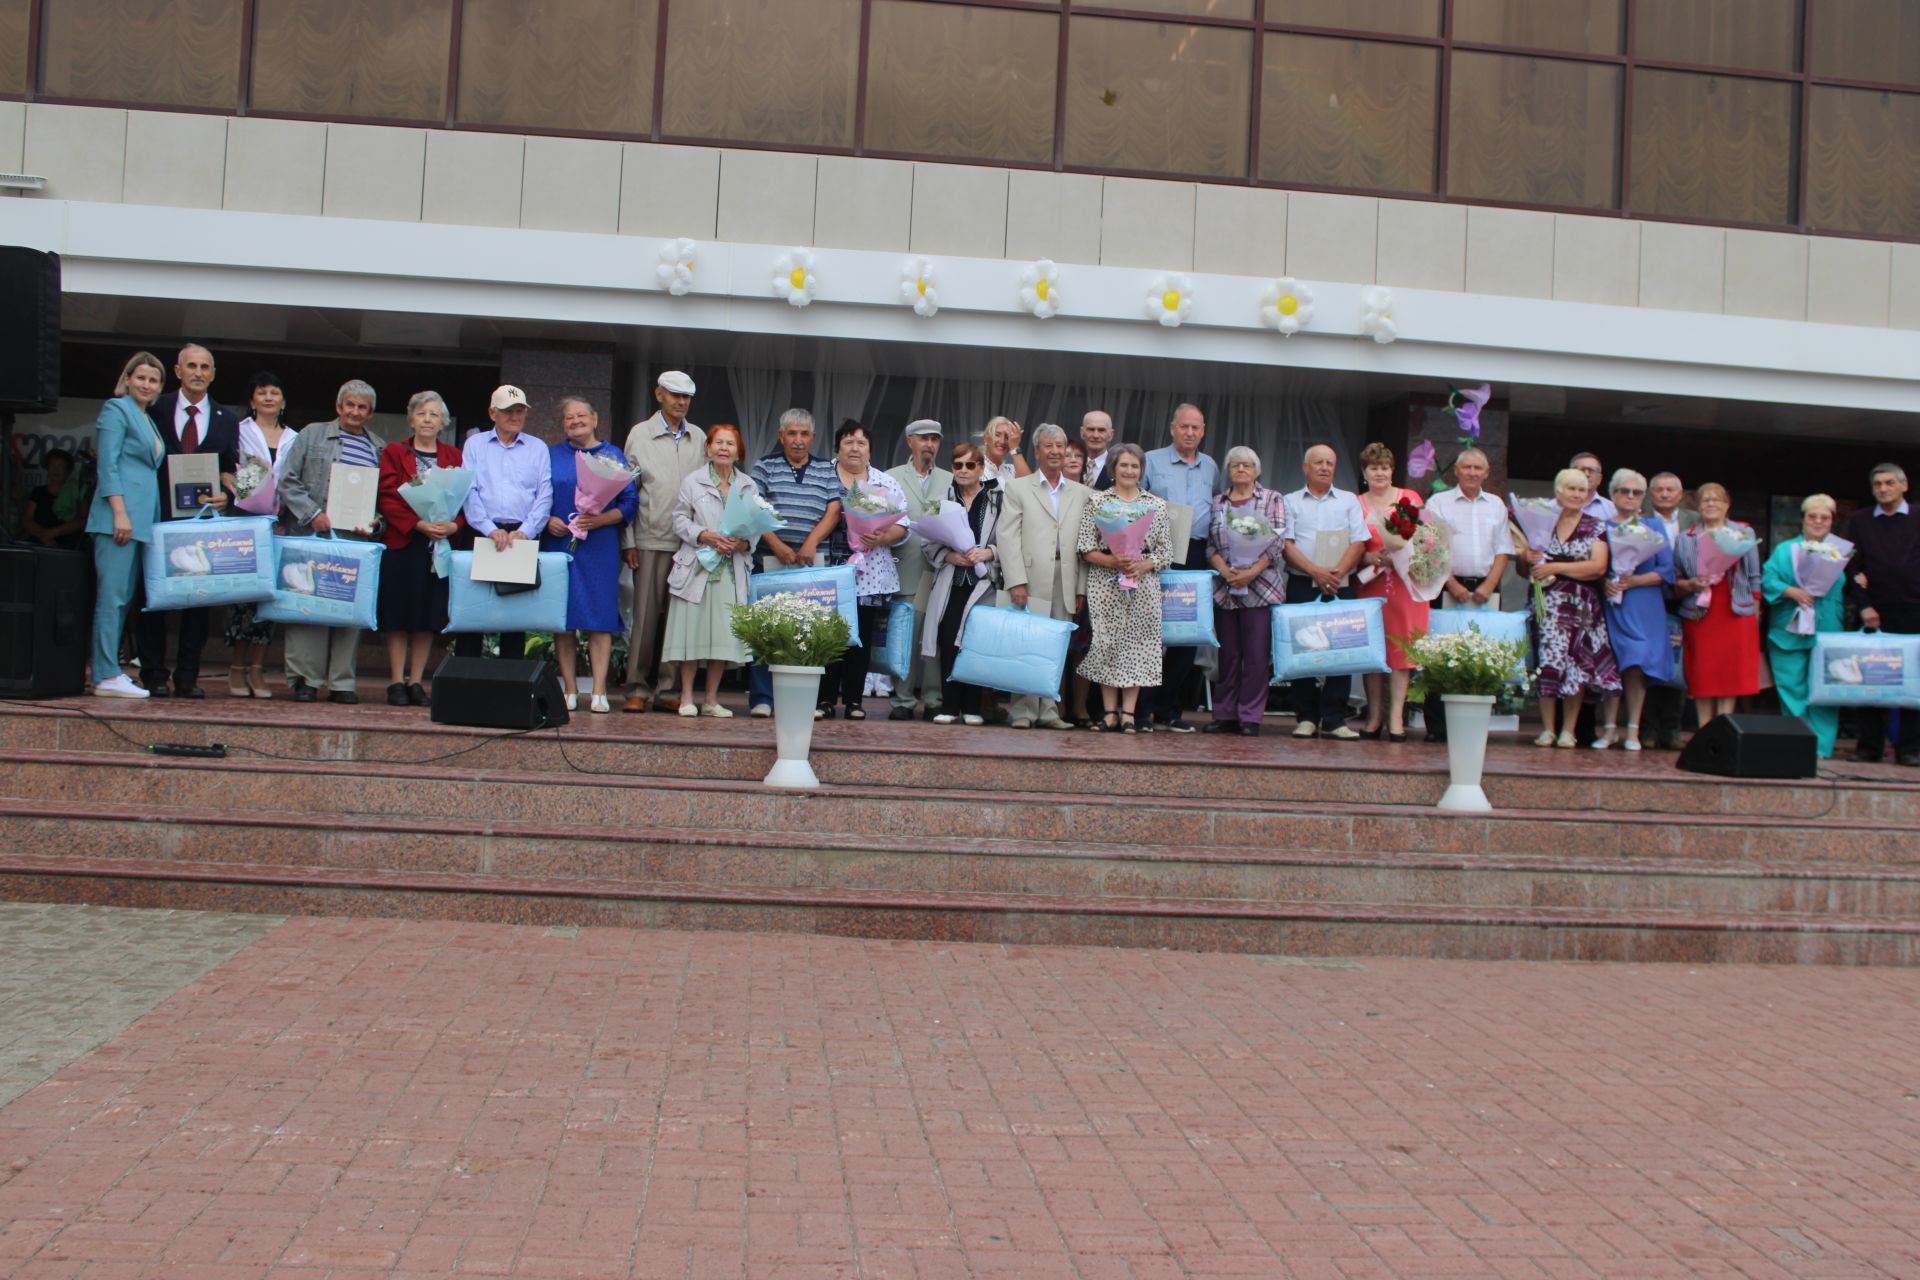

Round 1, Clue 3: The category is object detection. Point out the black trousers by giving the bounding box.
[1859,603,1920,756]
[1148,538,1209,723]
[135,598,210,691]
[821,603,885,711]
[454,520,525,660]
[1285,574,1356,731]
[1420,576,1487,741]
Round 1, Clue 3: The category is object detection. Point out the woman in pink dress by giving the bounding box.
[1354,441,1431,741]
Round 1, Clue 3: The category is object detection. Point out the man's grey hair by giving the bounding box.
[1456,446,1489,467]
[1223,445,1261,478]
[1609,468,1647,494]
[177,343,212,365]
[1169,402,1204,427]
[1569,451,1602,468]
[779,408,815,431]
[336,379,377,410]
[1650,471,1682,487]
[1081,409,1112,431]
[1032,423,1067,447]
[1871,462,1908,483]
[407,390,449,423]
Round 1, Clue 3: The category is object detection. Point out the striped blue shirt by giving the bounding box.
[336,429,379,470]
[749,450,840,545]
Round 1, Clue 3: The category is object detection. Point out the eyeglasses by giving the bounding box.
[952,461,982,470]
[1614,487,1644,496]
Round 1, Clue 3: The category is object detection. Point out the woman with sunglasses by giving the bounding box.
[921,443,1002,725]
[1594,469,1675,750]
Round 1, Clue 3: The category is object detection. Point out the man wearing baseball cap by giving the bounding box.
[621,370,706,712]
[885,419,951,719]
[457,384,552,660]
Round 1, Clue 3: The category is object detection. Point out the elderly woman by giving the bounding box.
[1530,468,1621,747]
[663,424,757,717]
[1354,442,1429,741]
[541,398,638,713]
[84,352,168,698]
[1762,494,1846,757]
[1672,482,1763,726]
[376,390,466,707]
[1076,443,1175,733]
[1203,445,1286,735]
[818,419,908,720]
[1594,469,1676,751]
[923,442,1002,726]
[224,372,297,698]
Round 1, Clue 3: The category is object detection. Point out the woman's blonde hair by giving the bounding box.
[1695,482,1730,506]
[1801,492,1837,515]
[114,351,164,398]
[1553,468,1590,496]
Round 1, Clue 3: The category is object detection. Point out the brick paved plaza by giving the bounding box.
[1,906,1918,1278]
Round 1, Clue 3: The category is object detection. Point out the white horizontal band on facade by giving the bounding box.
[5,198,1916,416]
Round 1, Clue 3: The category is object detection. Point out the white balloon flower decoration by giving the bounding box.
[772,248,817,308]
[901,257,939,318]
[1145,275,1194,328]
[1360,286,1397,344]
[1018,259,1062,319]
[655,238,697,296]
[1260,278,1314,336]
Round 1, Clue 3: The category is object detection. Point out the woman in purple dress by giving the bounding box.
[1530,468,1620,747]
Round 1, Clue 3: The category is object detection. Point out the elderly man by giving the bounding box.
[1571,452,1617,522]
[1642,471,1697,749]
[1142,403,1222,732]
[278,379,388,703]
[1846,463,1920,765]
[139,343,239,697]
[1422,446,1513,743]
[886,419,952,720]
[1080,410,1116,491]
[620,371,707,712]
[746,409,842,716]
[458,385,553,662]
[1281,444,1368,740]
[996,424,1089,729]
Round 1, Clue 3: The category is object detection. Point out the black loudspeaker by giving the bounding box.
[1676,713,1817,779]
[0,545,91,699]
[0,248,61,413]
[429,656,571,731]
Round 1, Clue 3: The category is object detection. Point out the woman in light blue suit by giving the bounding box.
[85,352,168,697]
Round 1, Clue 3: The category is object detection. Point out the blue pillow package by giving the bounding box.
[445,550,571,634]
[950,605,1075,699]
[871,597,916,679]
[1159,569,1219,647]
[1809,632,1920,708]
[1425,606,1530,684]
[1269,597,1389,682]
[256,534,383,629]
[141,509,277,610]
[749,564,861,645]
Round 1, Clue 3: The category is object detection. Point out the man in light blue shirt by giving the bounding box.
[1281,444,1369,740]
[456,385,553,659]
[1142,403,1222,731]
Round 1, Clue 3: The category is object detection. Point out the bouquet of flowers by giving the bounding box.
[1389,515,1453,602]
[233,452,278,515]
[1405,625,1530,698]
[1093,497,1155,590]
[842,481,908,568]
[1509,493,1562,623]
[1377,494,1423,552]
[729,594,852,667]
[914,499,986,578]
[1789,534,1853,635]
[1691,523,1759,610]
[1218,507,1281,598]
[1607,517,1669,583]
[399,465,475,578]
[568,452,639,547]
[699,486,782,573]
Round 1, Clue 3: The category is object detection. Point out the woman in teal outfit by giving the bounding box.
[84,352,170,697]
[1762,493,1848,757]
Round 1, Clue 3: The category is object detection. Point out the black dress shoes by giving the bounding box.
[1851,746,1885,764]
[328,690,360,705]
[407,683,430,706]
[1236,723,1261,737]
[291,681,317,703]
[888,707,915,721]
[386,682,408,706]
[144,682,171,698]
[1199,722,1237,734]
[175,685,205,699]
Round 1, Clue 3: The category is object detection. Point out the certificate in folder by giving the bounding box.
[1311,529,1353,587]
[470,537,540,585]
[325,463,378,533]
[165,453,220,518]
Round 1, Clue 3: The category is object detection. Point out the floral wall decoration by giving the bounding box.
[1018,259,1062,319]
[1145,274,1194,328]
[1259,278,1314,335]
[901,257,939,318]
[656,238,697,295]
[772,248,817,308]
[1360,286,1397,343]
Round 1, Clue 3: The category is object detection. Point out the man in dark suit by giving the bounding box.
[141,343,240,697]
[1080,409,1118,491]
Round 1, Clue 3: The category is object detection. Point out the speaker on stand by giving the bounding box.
[428,657,572,731]
[1675,714,1817,779]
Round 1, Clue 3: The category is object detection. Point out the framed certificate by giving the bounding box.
[325,463,378,532]
[165,453,220,519]
[470,536,539,585]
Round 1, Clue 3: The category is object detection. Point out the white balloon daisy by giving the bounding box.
[901,257,939,318]
[772,248,817,308]
[1018,259,1062,319]
[655,238,696,296]
[1145,275,1194,328]
[1259,278,1314,336]
[1360,286,1397,344]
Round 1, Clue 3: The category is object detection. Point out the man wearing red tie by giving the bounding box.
[142,343,240,697]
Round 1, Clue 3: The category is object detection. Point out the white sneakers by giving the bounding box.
[1292,721,1317,738]
[93,675,149,699]
[700,703,733,718]
[932,713,957,725]
[678,703,698,717]
[749,703,771,718]
[589,694,610,714]
[564,693,578,711]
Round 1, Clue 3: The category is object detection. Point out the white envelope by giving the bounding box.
[470,537,539,585]
[325,463,378,532]
[1166,502,1195,552]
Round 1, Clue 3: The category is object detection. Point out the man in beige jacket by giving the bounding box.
[995,423,1089,729]
[621,371,707,712]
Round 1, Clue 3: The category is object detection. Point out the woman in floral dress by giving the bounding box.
[1075,444,1174,733]
[1530,468,1620,747]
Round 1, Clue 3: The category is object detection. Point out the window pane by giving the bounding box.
[1268,0,1439,38]
[1806,86,1920,237]
[866,2,1056,164]
[1630,70,1794,224]
[252,0,452,120]
[0,0,29,95]
[1260,34,1436,192]
[457,0,656,134]
[662,0,859,148]
[42,0,242,108]
[1447,52,1621,208]
[1092,0,1254,18]
[1065,16,1251,178]
[1811,0,1920,86]
[1634,0,1798,73]
[1452,0,1622,55]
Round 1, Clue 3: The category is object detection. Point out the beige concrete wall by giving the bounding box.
[15,103,1914,331]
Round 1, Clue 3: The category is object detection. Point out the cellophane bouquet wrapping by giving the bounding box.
[400,465,475,578]
[1693,524,1759,610]
[568,452,638,546]
[1093,497,1155,590]
[1509,494,1562,623]
[700,486,782,573]
[233,452,279,516]
[1789,535,1853,635]
[1218,508,1280,598]
[1378,494,1422,553]
[1606,517,1669,582]
[1389,516,1452,602]
[915,500,986,578]
[842,482,908,568]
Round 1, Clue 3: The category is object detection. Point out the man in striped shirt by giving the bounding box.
[746,409,842,715]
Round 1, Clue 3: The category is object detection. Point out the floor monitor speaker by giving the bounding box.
[429,657,570,731]
[0,247,61,413]
[1676,713,1816,779]
[0,545,90,699]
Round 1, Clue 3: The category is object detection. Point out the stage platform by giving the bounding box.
[1,685,1916,964]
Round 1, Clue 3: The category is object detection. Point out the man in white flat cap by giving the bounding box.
[885,419,952,720]
[621,370,706,713]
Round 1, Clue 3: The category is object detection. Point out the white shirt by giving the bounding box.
[237,417,297,475]
[1874,500,1911,517]
[1085,451,1108,486]
[1585,494,1618,522]
[1426,487,1514,579]
[174,392,212,445]
[1649,509,1683,544]
[1040,470,1065,518]
[1282,485,1369,575]
[986,458,1018,487]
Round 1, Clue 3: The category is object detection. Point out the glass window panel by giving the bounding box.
[1268,0,1439,38]
[1811,0,1920,86]
[42,0,242,108]
[457,0,657,134]
[1806,86,1920,237]
[252,0,452,120]
[1260,34,1437,192]
[662,0,859,148]
[1065,16,1252,178]
[1630,70,1795,224]
[1089,0,1254,18]
[0,0,29,95]
[1452,0,1622,55]
[1447,51,1621,208]
[1634,0,1797,73]
[866,2,1056,164]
